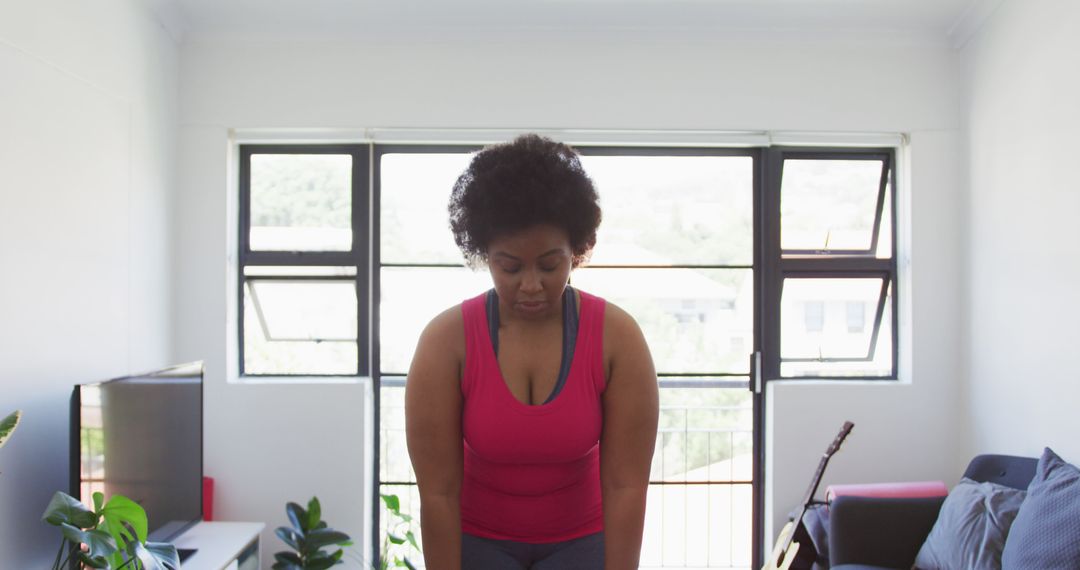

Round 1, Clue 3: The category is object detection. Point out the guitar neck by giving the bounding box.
[799,455,831,509]
[781,421,854,553]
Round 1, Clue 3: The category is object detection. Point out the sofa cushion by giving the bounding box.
[912,478,1025,570]
[1001,447,1080,569]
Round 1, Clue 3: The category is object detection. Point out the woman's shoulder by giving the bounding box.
[411,303,467,376]
[602,300,643,341]
[421,303,466,344]
[576,289,636,331]
[575,289,643,351]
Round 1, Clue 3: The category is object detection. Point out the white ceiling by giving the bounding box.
[151,0,994,45]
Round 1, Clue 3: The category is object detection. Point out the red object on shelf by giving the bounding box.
[203,476,214,521]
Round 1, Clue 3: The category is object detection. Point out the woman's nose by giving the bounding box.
[520,269,543,292]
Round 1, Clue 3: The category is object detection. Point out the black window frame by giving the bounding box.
[761,146,899,380]
[237,144,372,378]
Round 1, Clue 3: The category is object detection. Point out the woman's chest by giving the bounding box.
[496,330,564,406]
[462,375,602,464]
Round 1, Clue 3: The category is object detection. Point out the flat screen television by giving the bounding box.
[70,361,204,543]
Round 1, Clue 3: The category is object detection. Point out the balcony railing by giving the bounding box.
[377,378,753,570]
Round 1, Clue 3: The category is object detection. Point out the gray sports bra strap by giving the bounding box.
[486,287,579,404]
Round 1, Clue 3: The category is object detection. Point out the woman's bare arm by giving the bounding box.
[405,307,465,570]
[600,303,660,570]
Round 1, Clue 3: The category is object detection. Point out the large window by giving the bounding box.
[237,141,900,569]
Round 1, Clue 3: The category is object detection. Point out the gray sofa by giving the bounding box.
[828,454,1037,570]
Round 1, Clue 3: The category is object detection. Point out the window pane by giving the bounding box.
[247,280,356,340]
[249,154,352,251]
[379,383,413,483]
[380,153,473,264]
[379,385,424,565]
[572,268,752,374]
[379,483,423,568]
[641,483,752,568]
[243,279,357,375]
[653,385,752,483]
[379,267,491,374]
[781,159,884,252]
[580,155,754,265]
[846,301,866,333]
[780,277,893,377]
[804,301,824,333]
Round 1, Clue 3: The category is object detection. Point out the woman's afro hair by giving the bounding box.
[448,134,602,268]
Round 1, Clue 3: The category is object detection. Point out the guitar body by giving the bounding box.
[763,520,819,570]
[763,521,799,570]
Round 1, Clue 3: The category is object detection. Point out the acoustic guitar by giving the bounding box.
[762,421,854,570]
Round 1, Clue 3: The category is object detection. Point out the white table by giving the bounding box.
[171,521,264,570]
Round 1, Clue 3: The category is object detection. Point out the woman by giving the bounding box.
[405,134,659,570]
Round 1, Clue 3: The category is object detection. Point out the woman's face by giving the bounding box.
[486,224,574,322]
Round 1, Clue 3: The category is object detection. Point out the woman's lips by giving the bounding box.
[516,301,547,313]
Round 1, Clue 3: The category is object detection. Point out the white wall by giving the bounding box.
[962,0,1080,463]
[0,0,178,565]
[177,32,967,557]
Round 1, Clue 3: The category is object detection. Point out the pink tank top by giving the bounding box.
[460,289,607,543]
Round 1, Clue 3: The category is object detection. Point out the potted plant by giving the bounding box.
[41,490,180,569]
[273,496,353,570]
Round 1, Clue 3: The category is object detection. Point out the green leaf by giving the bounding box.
[0,410,21,449]
[96,519,132,569]
[59,522,88,544]
[307,496,322,530]
[387,532,405,545]
[128,539,166,570]
[285,502,307,532]
[101,495,148,544]
[92,492,105,513]
[395,512,413,523]
[146,541,182,569]
[380,494,400,514]
[75,551,111,569]
[404,557,418,570]
[405,530,419,550]
[306,528,351,549]
[105,547,124,570]
[59,524,118,559]
[329,548,344,563]
[275,526,302,551]
[85,529,120,557]
[42,491,97,528]
[272,562,303,570]
[274,551,303,564]
[306,557,338,570]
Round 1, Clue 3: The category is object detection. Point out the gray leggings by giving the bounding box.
[461,531,604,569]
